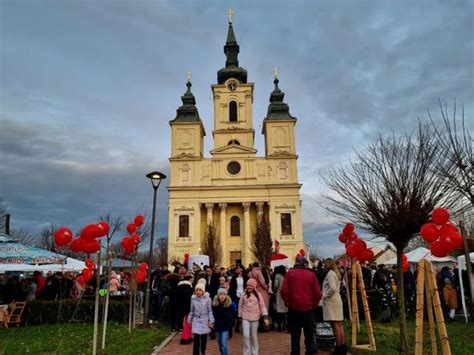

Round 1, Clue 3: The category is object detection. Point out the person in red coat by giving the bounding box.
[281,256,322,355]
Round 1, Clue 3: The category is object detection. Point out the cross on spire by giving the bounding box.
[227,9,234,24]
[274,66,279,79]
[187,71,192,83]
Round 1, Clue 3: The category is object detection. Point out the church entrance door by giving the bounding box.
[229,251,241,266]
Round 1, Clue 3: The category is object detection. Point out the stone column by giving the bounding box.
[205,203,214,226]
[242,202,251,265]
[256,202,264,224]
[219,203,227,266]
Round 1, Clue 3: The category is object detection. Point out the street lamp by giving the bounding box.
[144,170,166,325]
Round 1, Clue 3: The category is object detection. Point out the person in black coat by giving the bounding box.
[212,288,234,355]
[176,276,194,342]
[165,272,181,331]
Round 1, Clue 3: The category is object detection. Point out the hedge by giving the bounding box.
[24,298,129,325]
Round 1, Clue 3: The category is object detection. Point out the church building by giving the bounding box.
[167,14,304,267]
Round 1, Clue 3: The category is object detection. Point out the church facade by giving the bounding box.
[167,18,304,267]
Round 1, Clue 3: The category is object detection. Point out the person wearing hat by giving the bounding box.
[239,278,269,355]
[176,275,194,342]
[212,288,234,355]
[281,255,322,355]
[189,282,214,355]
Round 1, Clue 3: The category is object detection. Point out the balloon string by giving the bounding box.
[55,296,83,353]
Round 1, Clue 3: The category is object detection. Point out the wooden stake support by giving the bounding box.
[351,262,376,352]
[414,259,451,355]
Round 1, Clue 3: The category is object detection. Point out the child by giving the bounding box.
[442,278,458,321]
[212,288,234,355]
[239,278,269,355]
[189,281,214,355]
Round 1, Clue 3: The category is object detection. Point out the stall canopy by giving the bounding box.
[0,233,67,267]
[385,247,457,265]
[0,257,85,273]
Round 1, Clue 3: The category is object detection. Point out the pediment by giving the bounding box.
[170,152,201,160]
[267,150,297,158]
[210,144,257,154]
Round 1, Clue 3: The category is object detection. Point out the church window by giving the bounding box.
[179,215,189,237]
[229,101,238,122]
[230,216,240,236]
[227,161,241,175]
[228,139,240,145]
[281,213,292,235]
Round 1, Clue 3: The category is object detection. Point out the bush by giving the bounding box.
[25,298,129,325]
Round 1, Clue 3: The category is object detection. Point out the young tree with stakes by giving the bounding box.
[204,224,222,268]
[321,123,458,354]
[252,218,273,267]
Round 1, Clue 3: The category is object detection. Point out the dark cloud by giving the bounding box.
[1,0,472,256]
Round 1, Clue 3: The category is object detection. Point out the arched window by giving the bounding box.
[230,216,240,236]
[229,101,238,122]
[227,139,240,145]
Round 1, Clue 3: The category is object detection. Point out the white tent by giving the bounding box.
[0,257,85,273]
[457,252,474,323]
[385,247,457,265]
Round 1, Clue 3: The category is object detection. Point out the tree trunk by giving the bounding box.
[397,246,409,354]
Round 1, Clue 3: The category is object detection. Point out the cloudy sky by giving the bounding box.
[1,0,473,257]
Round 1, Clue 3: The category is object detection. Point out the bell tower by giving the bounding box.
[211,12,256,156]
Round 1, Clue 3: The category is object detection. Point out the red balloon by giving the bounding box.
[85,259,95,270]
[343,223,355,236]
[82,268,93,281]
[353,239,367,255]
[124,245,135,255]
[82,239,100,254]
[136,270,147,284]
[134,215,145,227]
[130,233,141,245]
[139,262,148,271]
[402,254,408,263]
[432,208,450,225]
[430,240,449,257]
[439,223,459,235]
[440,231,463,250]
[347,232,358,242]
[299,249,306,257]
[77,275,86,287]
[70,238,84,252]
[338,233,348,244]
[402,261,409,272]
[80,224,103,240]
[127,223,137,234]
[54,227,73,247]
[97,222,110,237]
[359,248,374,262]
[420,223,440,243]
[184,252,190,258]
[346,244,357,258]
[121,237,131,249]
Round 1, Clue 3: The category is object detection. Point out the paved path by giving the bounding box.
[157,330,333,354]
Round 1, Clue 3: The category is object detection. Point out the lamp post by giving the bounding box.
[144,171,166,325]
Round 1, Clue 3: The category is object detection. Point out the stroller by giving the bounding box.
[314,322,336,350]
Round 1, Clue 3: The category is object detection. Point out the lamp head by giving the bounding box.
[146,171,166,190]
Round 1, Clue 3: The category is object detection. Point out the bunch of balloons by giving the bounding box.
[54,221,110,254]
[135,262,148,284]
[120,215,145,255]
[77,258,96,287]
[338,223,374,262]
[420,208,463,257]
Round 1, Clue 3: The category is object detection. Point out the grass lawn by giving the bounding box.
[0,322,169,355]
[346,318,474,354]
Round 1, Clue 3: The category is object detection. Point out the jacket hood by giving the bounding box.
[191,292,210,300]
[178,280,193,287]
[212,294,232,307]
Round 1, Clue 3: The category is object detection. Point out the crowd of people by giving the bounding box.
[1,257,471,355]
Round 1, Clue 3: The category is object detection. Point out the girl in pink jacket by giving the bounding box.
[238,278,269,355]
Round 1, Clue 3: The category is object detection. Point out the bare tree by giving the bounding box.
[9,229,36,245]
[154,237,169,266]
[203,224,222,268]
[39,224,57,252]
[321,124,457,354]
[98,213,124,272]
[252,218,273,267]
[428,100,473,208]
[0,198,7,232]
[406,235,430,251]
